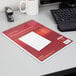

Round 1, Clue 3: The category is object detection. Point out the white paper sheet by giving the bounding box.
[19,32,51,51]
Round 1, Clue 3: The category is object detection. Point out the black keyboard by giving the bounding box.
[51,8,76,31]
[42,67,76,76]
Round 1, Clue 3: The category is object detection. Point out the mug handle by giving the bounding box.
[20,1,26,13]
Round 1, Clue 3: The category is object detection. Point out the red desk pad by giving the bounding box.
[3,20,73,62]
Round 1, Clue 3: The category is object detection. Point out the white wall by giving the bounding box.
[0,0,20,12]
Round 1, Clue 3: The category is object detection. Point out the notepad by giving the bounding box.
[3,20,73,63]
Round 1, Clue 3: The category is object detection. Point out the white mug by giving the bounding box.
[19,0,39,15]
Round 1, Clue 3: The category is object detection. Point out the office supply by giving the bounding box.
[2,20,72,63]
[5,7,14,22]
[51,8,76,31]
[42,67,76,76]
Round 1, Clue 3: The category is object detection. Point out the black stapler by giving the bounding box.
[5,7,14,22]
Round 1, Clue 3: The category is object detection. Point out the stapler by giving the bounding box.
[5,7,14,22]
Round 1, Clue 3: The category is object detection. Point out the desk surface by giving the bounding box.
[0,5,76,76]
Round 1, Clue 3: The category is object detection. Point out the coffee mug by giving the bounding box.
[19,0,39,15]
